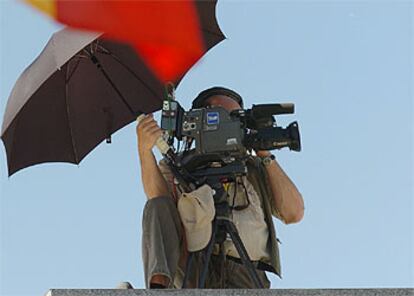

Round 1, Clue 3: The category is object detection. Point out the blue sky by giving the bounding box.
[0,1,413,295]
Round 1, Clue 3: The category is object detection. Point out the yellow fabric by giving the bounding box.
[25,0,57,18]
[223,182,230,192]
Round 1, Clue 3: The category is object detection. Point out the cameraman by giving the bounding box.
[136,87,304,289]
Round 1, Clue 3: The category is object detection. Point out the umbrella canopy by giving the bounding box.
[1,1,225,176]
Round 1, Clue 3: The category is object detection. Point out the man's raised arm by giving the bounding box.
[136,114,170,199]
[257,151,305,224]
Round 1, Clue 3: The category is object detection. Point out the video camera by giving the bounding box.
[160,98,301,173]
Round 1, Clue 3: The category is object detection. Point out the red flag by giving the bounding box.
[27,0,205,82]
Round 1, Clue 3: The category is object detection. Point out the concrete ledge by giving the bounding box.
[45,288,414,296]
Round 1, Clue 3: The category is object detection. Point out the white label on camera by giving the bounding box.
[207,112,219,125]
[227,138,238,145]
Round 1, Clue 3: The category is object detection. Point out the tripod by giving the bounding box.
[159,151,264,288]
[181,179,264,288]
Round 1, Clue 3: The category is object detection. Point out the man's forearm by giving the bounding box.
[139,149,170,199]
[265,159,304,224]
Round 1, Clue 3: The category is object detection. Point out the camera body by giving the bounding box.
[180,106,246,156]
[161,100,301,170]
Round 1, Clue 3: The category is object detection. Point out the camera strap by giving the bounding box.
[226,177,251,211]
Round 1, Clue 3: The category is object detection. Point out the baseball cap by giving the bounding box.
[192,86,244,109]
[177,184,215,252]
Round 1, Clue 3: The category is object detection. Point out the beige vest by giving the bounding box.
[159,156,282,277]
[246,156,282,277]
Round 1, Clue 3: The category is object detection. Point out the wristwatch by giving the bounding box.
[260,154,275,166]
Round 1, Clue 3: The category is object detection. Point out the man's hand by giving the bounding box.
[136,114,163,154]
[255,150,272,158]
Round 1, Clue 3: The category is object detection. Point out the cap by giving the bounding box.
[177,184,215,252]
[192,86,244,109]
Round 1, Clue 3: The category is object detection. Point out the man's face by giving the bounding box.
[205,95,241,112]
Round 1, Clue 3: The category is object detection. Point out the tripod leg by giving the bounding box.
[182,252,194,288]
[198,218,218,288]
[219,242,226,288]
[224,221,264,288]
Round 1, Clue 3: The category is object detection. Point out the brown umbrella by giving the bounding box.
[1,1,225,176]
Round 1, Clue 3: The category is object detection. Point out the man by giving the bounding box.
[136,87,304,289]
